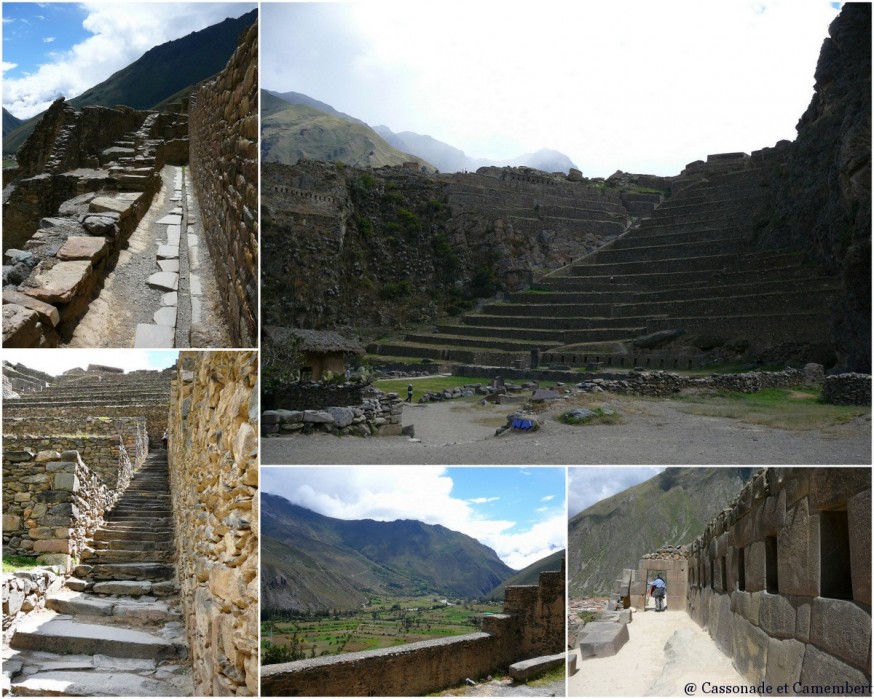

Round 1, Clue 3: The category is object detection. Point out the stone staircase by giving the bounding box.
[371,157,841,369]
[3,451,192,696]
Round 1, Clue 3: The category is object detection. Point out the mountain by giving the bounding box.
[374,124,579,174]
[568,468,755,598]
[2,9,257,156]
[264,90,578,174]
[2,108,23,139]
[486,549,565,601]
[261,493,516,612]
[260,95,434,171]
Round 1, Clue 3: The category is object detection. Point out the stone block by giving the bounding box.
[809,468,871,513]
[578,622,629,658]
[32,539,72,554]
[764,637,805,689]
[746,541,765,592]
[2,304,42,346]
[708,590,733,656]
[134,323,175,347]
[783,470,811,507]
[799,646,870,692]
[758,592,796,639]
[53,472,79,492]
[731,615,769,684]
[792,595,811,643]
[23,260,92,304]
[2,289,60,327]
[629,580,645,596]
[55,237,108,262]
[809,597,871,671]
[3,514,22,530]
[778,498,819,597]
[146,271,178,291]
[847,489,871,605]
[509,653,565,681]
[757,489,786,539]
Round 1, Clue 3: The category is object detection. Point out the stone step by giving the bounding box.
[368,341,524,364]
[93,530,173,543]
[46,590,179,624]
[11,616,186,660]
[566,251,802,277]
[86,563,174,582]
[11,670,189,697]
[90,580,178,597]
[403,332,561,352]
[590,236,749,264]
[87,549,172,563]
[431,324,646,342]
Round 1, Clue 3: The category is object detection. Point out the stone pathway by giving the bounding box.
[568,610,745,696]
[2,452,193,696]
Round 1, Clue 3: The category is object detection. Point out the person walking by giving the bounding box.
[407,383,413,403]
[162,430,168,450]
[649,575,667,611]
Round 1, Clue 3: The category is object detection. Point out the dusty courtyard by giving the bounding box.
[262,396,871,465]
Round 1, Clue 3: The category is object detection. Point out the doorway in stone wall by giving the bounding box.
[643,568,667,611]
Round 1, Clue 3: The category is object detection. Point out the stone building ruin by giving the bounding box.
[261,560,565,696]
[1,353,259,696]
[2,17,258,349]
[578,469,871,693]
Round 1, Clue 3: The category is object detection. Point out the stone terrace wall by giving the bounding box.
[188,21,258,348]
[3,566,65,639]
[262,563,566,696]
[167,351,258,696]
[2,448,130,571]
[687,468,871,692]
[3,416,148,471]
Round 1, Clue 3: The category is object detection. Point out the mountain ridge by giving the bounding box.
[261,493,517,612]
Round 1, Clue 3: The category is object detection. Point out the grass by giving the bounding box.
[671,385,870,430]
[3,555,41,573]
[376,375,503,396]
[558,407,622,426]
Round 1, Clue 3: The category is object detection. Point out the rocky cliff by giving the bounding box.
[261,160,665,337]
[757,3,871,372]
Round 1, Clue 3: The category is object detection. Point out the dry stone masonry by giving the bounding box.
[188,22,258,348]
[167,351,258,695]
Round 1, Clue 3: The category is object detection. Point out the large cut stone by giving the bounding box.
[56,237,108,262]
[3,304,43,346]
[3,289,60,327]
[22,261,92,304]
[153,306,177,327]
[134,324,175,348]
[11,671,183,697]
[156,214,182,225]
[91,580,152,596]
[156,245,179,260]
[89,196,139,217]
[146,272,178,291]
[578,622,629,658]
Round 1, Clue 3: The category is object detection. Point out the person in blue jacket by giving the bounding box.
[649,575,667,611]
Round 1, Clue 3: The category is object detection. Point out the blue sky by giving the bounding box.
[261,466,566,570]
[2,349,178,375]
[2,2,256,119]
[261,1,841,177]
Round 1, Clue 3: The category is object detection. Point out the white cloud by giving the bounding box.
[3,3,254,119]
[2,62,18,73]
[262,467,565,570]
[540,495,555,502]
[42,36,55,43]
[568,467,665,517]
[468,496,500,504]
[3,349,178,375]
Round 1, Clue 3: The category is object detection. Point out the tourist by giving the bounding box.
[162,430,168,450]
[649,575,666,611]
[407,383,414,403]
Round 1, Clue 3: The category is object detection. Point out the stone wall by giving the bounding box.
[188,21,258,348]
[821,372,871,405]
[2,448,130,571]
[628,549,690,612]
[3,566,65,638]
[167,351,258,696]
[687,468,871,692]
[3,416,148,471]
[261,562,565,696]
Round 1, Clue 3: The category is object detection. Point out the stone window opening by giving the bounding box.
[737,547,746,592]
[820,509,853,600]
[720,555,728,593]
[765,536,779,594]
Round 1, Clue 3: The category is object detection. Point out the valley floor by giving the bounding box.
[262,397,871,465]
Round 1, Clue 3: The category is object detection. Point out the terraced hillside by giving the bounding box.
[372,149,842,369]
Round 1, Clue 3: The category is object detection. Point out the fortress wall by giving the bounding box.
[261,564,566,696]
[167,351,258,696]
[2,447,130,571]
[188,22,258,348]
[687,468,871,690]
[2,566,65,633]
[261,633,499,697]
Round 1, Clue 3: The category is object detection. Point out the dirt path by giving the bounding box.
[569,610,745,696]
[262,397,871,465]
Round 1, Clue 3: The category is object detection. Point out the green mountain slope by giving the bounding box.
[487,549,565,601]
[260,95,435,171]
[261,493,516,612]
[2,108,23,139]
[568,467,755,597]
[3,9,256,156]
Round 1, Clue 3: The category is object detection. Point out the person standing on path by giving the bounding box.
[407,383,413,403]
[649,575,666,611]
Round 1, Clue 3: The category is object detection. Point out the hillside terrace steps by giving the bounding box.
[4,449,192,696]
[372,158,842,367]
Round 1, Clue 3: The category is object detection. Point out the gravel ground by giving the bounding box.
[438,677,564,697]
[262,398,871,465]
